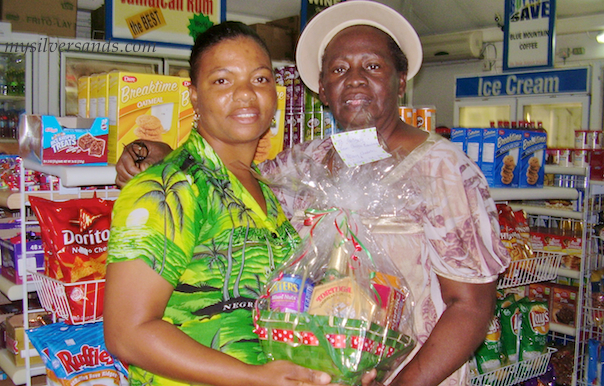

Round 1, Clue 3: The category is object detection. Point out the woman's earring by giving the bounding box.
[193,112,200,130]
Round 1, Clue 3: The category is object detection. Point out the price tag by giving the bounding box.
[331,128,391,167]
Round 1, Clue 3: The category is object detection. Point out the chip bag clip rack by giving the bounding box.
[253,208,416,385]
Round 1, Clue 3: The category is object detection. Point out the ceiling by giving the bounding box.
[225,0,604,37]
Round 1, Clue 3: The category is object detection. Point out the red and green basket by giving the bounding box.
[255,310,416,385]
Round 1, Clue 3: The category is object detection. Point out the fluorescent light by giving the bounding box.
[597,31,604,44]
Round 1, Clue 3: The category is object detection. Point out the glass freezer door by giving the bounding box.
[517,95,590,149]
[455,98,517,128]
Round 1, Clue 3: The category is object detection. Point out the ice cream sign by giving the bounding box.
[455,67,589,98]
[503,0,556,71]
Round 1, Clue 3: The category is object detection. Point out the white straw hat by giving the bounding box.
[295,0,423,94]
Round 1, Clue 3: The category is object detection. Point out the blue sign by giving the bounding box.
[503,0,556,71]
[455,67,589,98]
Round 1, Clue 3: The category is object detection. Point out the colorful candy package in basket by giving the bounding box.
[254,147,423,385]
[26,321,128,386]
[29,195,114,323]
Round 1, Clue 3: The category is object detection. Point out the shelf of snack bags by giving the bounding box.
[469,347,557,386]
[14,162,115,386]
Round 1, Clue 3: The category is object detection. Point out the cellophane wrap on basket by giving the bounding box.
[253,147,422,385]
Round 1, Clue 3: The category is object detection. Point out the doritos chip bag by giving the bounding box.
[29,196,114,323]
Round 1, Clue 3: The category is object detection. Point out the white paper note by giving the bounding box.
[331,128,391,167]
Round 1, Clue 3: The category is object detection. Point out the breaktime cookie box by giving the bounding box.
[107,72,183,163]
[482,128,523,188]
[519,130,547,188]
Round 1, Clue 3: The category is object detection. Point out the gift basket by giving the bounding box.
[253,133,422,385]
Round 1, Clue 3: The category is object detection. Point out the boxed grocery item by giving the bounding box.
[519,130,547,188]
[527,282,552,303]
[249,23,294,61]
[450,127,468,153]
[107,72,181,163]
[482,128,523,188]
[177,77,194,147]
[19,115,109,166]
[4,312,52,366]
[96,73,110,119]
[466,128,483,168]
[0,232,44,284]
[77,76,90,118]
[0,0,77,38]
[550,284,578,328]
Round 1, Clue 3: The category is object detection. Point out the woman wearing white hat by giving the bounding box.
[116,2,510,385]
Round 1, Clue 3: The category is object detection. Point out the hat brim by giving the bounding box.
[295,0,423,94]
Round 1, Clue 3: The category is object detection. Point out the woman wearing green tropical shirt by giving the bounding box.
[104,21,351,386]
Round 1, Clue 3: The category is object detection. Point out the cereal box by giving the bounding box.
[519,130,547,188]
[177,77,194,147]
[77,76,90,118]
[107,72,181,163]
[482,128,523,188]
[19,115,109,165]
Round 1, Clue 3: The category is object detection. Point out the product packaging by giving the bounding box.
[19,115,109,166]
[254,144,419,385]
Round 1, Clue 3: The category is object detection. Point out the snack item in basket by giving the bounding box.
[472,308,507,374]
[26,321,128,386]
[269,274,314,313]
[517,297,549,361]
[498,296,521,363]
[29,196,113,323]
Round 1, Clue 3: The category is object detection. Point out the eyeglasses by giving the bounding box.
[125,141,149,164]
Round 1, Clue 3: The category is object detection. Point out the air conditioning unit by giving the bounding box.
[420,31,483,62]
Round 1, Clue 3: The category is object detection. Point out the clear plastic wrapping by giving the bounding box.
[253,145,421,384]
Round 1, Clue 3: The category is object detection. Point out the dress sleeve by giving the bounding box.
[419,143,511,283]
[107,164,200,287]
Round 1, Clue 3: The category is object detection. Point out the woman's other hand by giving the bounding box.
[115,140,172,188]
[251,360,333,386]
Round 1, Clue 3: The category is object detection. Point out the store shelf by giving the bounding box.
[22,157,117,187]
[491,186,579,202]
[0,275,28,301]
[508,204,583,219]
[470,347,556,386]
[544,165,588,176]
[549,322,576,336]
[0,188,120,210]
[557,268,581,279]
[0,349,45,385]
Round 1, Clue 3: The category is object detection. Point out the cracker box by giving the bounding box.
[466,128,483,168]
[77,76,90,118]
[107,72,181,163]
[0,234,44,284]
[19,115,109,166]
[482,128,523,188]
[527,282,552,303]
[177,77,194,147]
[519,130,547,188]
[450,128,467,154]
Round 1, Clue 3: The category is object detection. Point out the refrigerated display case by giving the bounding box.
[454,66,596,149]
[0,44,33,139]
